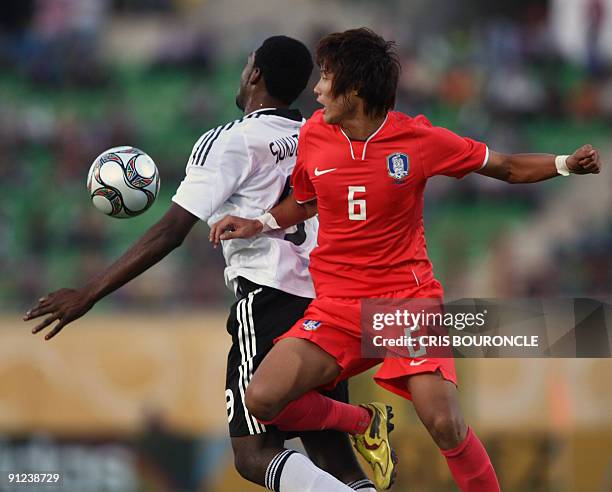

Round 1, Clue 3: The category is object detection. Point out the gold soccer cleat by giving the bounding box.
[351,402,398,490]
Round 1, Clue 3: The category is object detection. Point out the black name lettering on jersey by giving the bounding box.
[269,134,298,164]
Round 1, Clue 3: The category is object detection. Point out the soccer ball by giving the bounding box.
[87,146,160,218]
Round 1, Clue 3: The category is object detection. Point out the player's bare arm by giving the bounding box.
[479,144,602,183]
[23,203,198,339]
[209,194,317,246]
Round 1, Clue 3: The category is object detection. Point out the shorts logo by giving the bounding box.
[386,152,410,181]
[302,320,321,331]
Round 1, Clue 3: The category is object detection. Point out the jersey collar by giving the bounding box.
[339,113,389,161]
[245,107,303,122]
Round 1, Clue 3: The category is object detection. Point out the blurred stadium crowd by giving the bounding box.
[1,0,610,311]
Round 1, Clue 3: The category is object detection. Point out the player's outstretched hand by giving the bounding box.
[209,215,263,247]
[23,288,94,340]
[567,144,602,175]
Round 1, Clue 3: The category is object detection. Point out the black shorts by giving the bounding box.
[225,277,348,437]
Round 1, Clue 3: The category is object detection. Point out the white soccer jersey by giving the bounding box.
[172,108,317,298]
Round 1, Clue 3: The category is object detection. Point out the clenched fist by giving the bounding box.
[567,144,602,175]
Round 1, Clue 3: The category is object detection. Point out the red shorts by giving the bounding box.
[276,279,457,400]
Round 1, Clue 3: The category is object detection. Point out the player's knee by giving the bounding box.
[245,382,282,422]
[426,412,467,449]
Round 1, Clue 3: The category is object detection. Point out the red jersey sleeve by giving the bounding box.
[290,124,316,203]
[417,117,488,179]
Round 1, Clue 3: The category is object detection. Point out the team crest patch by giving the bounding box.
[302,320,321,331]
[387,152,410,181]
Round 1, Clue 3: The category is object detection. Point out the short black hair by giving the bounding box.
[316,28,400,117]
[254,36,314,105]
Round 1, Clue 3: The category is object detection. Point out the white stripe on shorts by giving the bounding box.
[236,289,265,435]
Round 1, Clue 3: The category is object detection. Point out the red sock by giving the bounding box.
[259,390,371,435]
[441,427,500,492]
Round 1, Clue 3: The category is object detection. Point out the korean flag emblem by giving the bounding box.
[302,320,321,331]
[387,152,410,181]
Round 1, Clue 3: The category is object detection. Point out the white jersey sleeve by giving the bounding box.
[172,124,251,222]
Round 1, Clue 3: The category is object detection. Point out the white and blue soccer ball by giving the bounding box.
[87,146,160,218]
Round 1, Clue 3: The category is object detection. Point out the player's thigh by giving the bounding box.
[249,337,342,406]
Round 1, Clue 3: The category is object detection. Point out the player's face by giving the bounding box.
[314,69,357,125]
[236,52,256,111]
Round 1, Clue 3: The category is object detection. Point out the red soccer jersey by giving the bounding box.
[291,109,488,298]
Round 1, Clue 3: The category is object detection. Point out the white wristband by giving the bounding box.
[255,212,281,232]
[555,155,570,176]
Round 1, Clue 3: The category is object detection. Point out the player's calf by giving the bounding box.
[231,434,286,484]
[232,434,363,492]
[407,372,500,490]
[301,430,376,491]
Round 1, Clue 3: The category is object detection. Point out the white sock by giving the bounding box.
[347,478,377,491]
[265,449,355,492]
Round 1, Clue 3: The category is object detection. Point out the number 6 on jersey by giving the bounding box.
[348,186,367,221]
